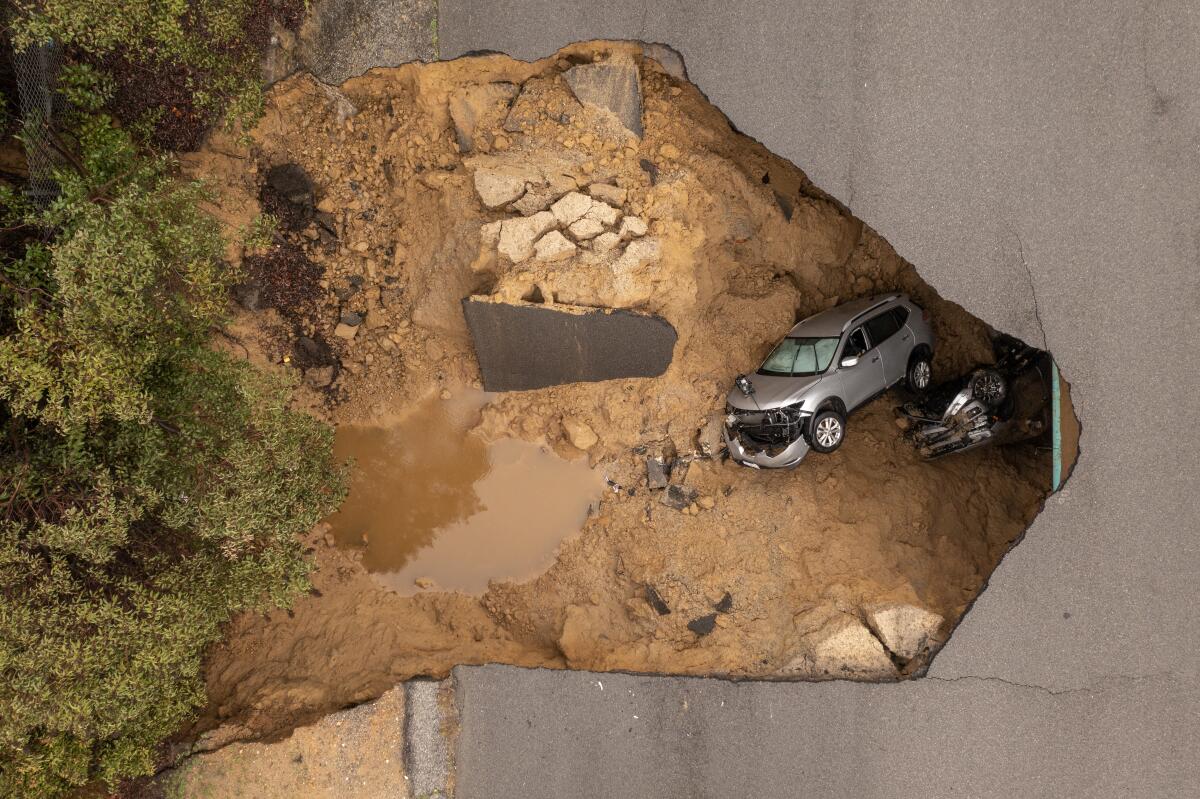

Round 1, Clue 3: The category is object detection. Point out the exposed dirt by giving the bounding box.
[183,42,1054,749]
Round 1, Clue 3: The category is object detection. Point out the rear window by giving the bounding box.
[864,309,902,344]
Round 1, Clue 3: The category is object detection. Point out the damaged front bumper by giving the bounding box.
[723,407,812,469]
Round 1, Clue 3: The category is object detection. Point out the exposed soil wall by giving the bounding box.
[184,42,1052,748]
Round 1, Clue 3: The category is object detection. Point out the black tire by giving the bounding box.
[808,408,846,453]
[906,351,933,393]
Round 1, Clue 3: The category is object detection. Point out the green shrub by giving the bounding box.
[8,1,307,148]
[0,108,343,796]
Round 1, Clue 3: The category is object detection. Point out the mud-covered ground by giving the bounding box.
[184,42,1052,748]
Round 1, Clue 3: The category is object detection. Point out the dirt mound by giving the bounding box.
[184,42,1051,748]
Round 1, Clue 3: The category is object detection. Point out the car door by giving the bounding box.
[864,308,907,385]
[837,326,885,410]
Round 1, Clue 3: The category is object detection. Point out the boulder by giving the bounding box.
[498,211,556,262]
[534,230,578,262]
[866,604,944,662]
[473,168,527,208]
[563,55,644,137]
[449,82,519,152]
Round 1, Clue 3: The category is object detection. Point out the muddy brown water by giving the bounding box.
[325,390,606,594]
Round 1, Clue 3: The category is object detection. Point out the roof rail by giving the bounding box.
[844,293,903,330]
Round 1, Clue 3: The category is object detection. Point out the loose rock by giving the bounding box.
[645,585,671,615]
[660,484,699,510]
[563,417,598,450]
[687,613,718,636]
[333,323,358,340]
[587,182,626,206]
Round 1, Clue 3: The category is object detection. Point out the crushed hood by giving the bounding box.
[725,373,825,411]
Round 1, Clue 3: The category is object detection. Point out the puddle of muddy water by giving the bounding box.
[325,391,605,594]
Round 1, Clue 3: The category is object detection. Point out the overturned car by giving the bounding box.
[895,335,1053,459]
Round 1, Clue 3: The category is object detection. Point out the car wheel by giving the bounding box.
[906,352,932,393]
[809,409,845,453]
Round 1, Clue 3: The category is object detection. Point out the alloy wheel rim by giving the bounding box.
[914,361,930,388]
[816,417,841,448]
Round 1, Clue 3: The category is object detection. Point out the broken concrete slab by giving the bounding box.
[550,191,594,226]
[534,230,577,262]
[563,55,644,137]
[592,231,621,253]
[567,216,605,241]
[512,185,560,215]
[462,298,676,391]
[498,211,556,262]
[618,215,647,239]
[473,168,528,208]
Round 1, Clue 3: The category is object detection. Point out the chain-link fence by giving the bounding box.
[12,39,62,206]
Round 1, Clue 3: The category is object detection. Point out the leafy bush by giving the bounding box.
[0,105,343,796]
[8,1,307,149]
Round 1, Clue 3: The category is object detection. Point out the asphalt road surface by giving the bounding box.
[437,2,1200,797]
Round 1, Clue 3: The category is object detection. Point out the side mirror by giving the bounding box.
[840,355,859,368]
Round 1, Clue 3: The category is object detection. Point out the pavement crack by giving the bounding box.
[1010,223,1048,349]
[924,671,1173,697]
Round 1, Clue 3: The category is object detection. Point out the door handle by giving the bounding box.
[901,334,910,341]
[871,356,879,363]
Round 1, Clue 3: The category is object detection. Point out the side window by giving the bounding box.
[864,311,901,345]
[843,327,868,358]
[891,306,909,328]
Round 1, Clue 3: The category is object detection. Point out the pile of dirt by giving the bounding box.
[183,42,1053,748]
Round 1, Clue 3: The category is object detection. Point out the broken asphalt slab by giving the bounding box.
[462,298,677,391]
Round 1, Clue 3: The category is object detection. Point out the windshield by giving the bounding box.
[758,337,840,376]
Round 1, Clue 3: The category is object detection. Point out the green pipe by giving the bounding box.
[1052,361,1062,492]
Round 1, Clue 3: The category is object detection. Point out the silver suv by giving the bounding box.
[724,293,935,468]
